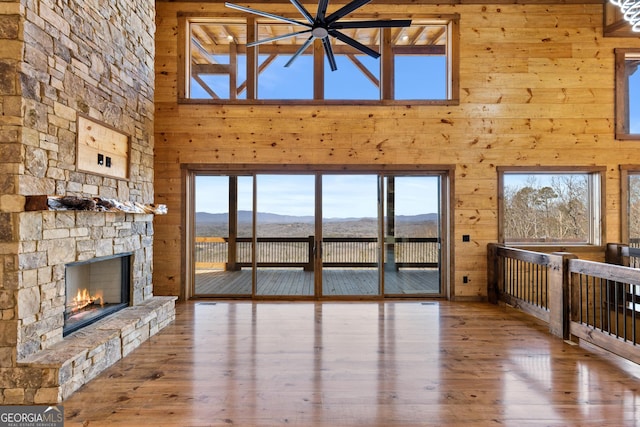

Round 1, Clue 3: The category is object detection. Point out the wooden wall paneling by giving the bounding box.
[154,2,640,300]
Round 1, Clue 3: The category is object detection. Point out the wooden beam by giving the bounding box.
[347,54,380,88]
[238,53,277,95]
[192,74,220,99]
[314,39,324,100]
[381,28,393,100]
[229,42,237,100]
[192,63,233,74]
[247,17,257,99]
[392,45,446,55]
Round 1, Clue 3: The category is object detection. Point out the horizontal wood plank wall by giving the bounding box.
[154,3,640,299]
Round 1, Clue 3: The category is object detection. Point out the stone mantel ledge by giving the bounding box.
[17,296,177,404]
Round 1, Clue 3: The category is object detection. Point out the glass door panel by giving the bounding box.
[383,176,442,295]
[321,175,380,296]
[255,174,315,296]
[194,175,253,296]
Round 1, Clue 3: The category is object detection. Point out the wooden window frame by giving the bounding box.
[620,165,640,244]
[614,48,640,140]
[497,166,606,248]
[178,13,459,105]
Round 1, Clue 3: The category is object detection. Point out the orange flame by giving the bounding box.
[68,288,104,312]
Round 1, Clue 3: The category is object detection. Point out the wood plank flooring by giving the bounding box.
[195,268,440,296]
[62,301,640,426]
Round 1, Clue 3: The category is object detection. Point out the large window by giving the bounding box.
[615,49,640,139]
[180,15,458,103]
[498,168,604,245]
[621,166,640,247]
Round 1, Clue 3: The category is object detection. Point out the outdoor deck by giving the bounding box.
[195,268,441,296]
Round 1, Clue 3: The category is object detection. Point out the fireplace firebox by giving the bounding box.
[63,253,132,336]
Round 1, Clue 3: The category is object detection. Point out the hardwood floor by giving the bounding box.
[195,268,441,296]
[62,301,640,426]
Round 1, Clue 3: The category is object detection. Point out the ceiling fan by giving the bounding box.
[224,0,412,71]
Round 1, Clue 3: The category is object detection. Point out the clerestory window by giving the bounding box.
[179,15,458,104]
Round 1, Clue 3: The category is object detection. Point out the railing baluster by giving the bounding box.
[579,274,584,324]
[599,279,604,333]
[633,283,637,345]
[623,281,627,342]
[613,282,620,338]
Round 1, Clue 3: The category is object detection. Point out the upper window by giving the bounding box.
[180,15,458,103]
[498,168,604,246]
[615,49,640,139]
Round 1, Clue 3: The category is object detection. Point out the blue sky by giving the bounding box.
[191,51,446,100]
[195,175,440,217]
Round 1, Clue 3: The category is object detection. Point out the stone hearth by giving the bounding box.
[19,296,175,403]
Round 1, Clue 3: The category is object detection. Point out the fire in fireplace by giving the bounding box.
[64,253,132,336]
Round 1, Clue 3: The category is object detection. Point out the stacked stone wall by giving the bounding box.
[0,0,161,405]
[19,0,155,200]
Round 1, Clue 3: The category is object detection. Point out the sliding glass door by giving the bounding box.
[321,174,381,296]
[382,176,441,295]
[190,170,446,299]
[193,175,253,296]
[255,174,315,296]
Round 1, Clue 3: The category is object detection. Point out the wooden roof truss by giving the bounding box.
[189,18,448,99]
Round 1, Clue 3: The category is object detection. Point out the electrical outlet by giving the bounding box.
[462,234,470,242]
[463,276,469,284]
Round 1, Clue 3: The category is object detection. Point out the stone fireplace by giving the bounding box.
[8,210,176,404]
[64,253,132,336]
[0,0,175,406]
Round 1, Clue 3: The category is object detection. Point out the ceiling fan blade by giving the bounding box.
[329,30,380,58]
[290,0,314,24]
[225,2,311,28]
[247,29,312,47]
[331,19,412,30]
[284,35,315,68]
[326,0,372,24]
[316,0,330,21]
[322,37,338,71]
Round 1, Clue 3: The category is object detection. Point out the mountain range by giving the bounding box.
[196,211,438,224]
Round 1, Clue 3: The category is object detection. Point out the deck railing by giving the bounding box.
[195,236,439,270]
[488,243,640,364]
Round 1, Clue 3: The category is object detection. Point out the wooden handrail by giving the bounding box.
[487,243,575,339]
[488,242,640,364]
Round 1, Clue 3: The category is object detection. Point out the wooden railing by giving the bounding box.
[195,236,439,271]
[488,243,640,364]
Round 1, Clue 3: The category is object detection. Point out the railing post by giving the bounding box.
[487,243,498,304]
[305,235,315,272]
[605,243,630,267]
[549,252,577,340]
